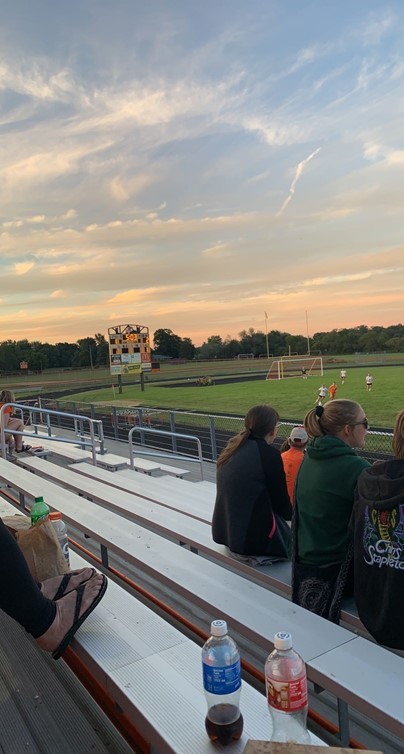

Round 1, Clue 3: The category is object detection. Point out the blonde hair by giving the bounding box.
[304,399,363,438]
[392,409,404,459]
[0,389,15,404]
[217,404,279,467]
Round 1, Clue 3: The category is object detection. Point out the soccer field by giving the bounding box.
[63,364,403,428]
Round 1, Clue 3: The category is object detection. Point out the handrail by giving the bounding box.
[0,403,104,465]
[128,425,204,480]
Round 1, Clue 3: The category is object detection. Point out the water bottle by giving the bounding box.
[49,511,70,567]
[202,619,244,746]
[31,495,50,525]
[265,631,311,744]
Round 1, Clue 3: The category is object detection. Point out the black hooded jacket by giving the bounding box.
[352,460,404,650]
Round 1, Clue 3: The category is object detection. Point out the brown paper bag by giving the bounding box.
[15,518,69,582]
[2,514,31,537]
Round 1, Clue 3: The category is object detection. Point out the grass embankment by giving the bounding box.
[61,365,403,428]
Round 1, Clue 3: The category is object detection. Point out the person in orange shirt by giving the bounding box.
[328,382,338,400]
[281,426,308,504]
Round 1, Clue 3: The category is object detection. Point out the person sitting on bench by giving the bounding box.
[0,518,107,659]
[212,404,292,558]
[0,389,31,453]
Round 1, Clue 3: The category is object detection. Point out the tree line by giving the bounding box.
[153,324,404,359]
[0,335,110,373]
[1,323,404,373]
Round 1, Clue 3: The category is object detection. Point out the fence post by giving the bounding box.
[56,401,62,428]
[138,409,146,447]
[169,412,177,453]
[112,406,118,440]
[209,416,217,461]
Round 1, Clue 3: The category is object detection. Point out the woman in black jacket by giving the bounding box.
[350,408,404,649]
[212,404,292,557]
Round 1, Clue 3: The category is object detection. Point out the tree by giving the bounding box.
[153,329,182,358]
[238,328,266,356]
[222,337,240,358]
[73,337,97,368]
[198,335,224,359]
[94,333,109,366]
[178,337,196,360]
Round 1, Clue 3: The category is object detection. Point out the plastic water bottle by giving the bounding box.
[31,496,50,525]
[202,619,244,746]
[265,631,311,744]
[49,511,70,567]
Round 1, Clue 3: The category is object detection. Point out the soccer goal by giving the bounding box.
[266,356,323,380]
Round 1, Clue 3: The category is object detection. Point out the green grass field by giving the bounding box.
[61,365,403,428]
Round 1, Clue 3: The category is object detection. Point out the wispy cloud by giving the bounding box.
[276,147,322,216]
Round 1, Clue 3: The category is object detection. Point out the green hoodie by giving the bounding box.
[295,435,370,566]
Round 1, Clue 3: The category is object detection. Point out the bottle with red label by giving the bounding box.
[265,631,311,743]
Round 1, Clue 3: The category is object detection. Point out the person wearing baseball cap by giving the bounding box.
[281,426,308,503]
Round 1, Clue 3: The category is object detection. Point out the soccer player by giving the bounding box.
[315,384,328,406]
[328,382,338,400]
[365,373,373,391]
[340,368,347,385]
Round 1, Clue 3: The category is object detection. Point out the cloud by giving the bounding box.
[14,261,35,275]
[362,11,395,45]
[277,147,322,216]
[201,241,232,258]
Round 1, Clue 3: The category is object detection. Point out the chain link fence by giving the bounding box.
[34,399,393,464]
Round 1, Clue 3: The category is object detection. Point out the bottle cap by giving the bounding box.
[34,496,44,503]
[210,620,228,637]
[274,631,293,650]
[49,511,62,520]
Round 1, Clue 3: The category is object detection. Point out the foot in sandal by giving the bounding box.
[36,572,107,659]
[40,568,96,600]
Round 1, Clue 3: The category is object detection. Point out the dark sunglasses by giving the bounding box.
[351,418,369,430]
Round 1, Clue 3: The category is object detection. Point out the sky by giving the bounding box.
[1,0,404,346]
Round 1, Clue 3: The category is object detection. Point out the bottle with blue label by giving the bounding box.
[202,619,244,745]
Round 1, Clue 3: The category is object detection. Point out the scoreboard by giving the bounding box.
[108,324,152,375]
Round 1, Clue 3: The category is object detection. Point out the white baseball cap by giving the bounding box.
[290,426,308,444]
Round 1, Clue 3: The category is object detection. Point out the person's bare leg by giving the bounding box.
[7,417,25,451]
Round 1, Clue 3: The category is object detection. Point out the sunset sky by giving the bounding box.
[1,0,404,346]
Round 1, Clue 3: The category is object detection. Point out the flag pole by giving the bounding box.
[265,311,269,359]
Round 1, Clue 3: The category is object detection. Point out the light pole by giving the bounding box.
[265,311,269,359]
[305,310,311,355]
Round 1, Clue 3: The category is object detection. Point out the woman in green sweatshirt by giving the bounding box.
[292,399,370,618]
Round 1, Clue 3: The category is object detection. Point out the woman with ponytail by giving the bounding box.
[292,399,370,618]
[212,404,292,557]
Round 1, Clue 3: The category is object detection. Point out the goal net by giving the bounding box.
[266,356,323,380]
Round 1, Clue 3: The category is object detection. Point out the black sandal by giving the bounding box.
[52,575,108,660]
[15,444,32,453]
[51,569,96,601]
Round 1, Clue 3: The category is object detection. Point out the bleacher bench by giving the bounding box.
[0,499,284,753]
[0,456,403,743]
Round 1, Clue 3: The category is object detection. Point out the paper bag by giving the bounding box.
[15,518,69,582]
[2,514,31,538]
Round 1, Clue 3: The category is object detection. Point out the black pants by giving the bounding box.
[0,519,56,638]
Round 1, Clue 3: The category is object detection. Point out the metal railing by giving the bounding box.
[35,398,394,464]
[0,403,105,464]
[128,426,204,479]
